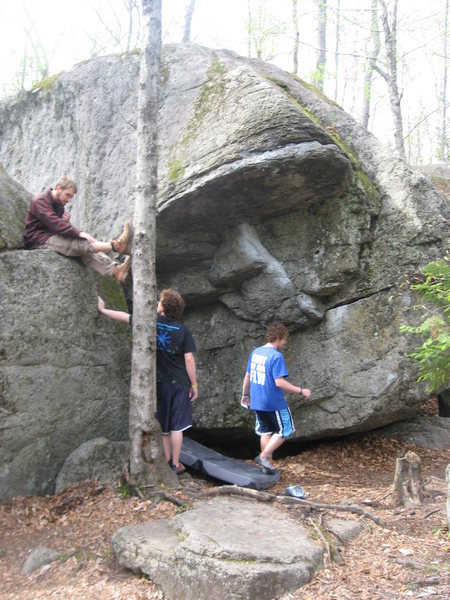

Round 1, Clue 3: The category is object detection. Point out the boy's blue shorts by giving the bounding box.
[255,407,295,438]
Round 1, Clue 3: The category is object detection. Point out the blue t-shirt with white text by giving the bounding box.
[246,345,289,411]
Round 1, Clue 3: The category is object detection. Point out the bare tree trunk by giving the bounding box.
[130,0,175,487]
[247,0,252,58]
[361,0,380,129]
[314,0,327,91]
[440,0,449,160]
[124,0,139,51]
[292,0,299,75]
[182,0,196,43]
[391,451,426,507]
[23,25,49,82]
[376,0,406,160]
[334,0,341,102]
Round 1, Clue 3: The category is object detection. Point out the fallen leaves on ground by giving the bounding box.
[0,426,449,599]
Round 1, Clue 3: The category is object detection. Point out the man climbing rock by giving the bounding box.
[24,176,132,284]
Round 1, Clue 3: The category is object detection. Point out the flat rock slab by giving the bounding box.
[111,496,323,599]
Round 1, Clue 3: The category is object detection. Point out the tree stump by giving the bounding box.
[391,451,426,507]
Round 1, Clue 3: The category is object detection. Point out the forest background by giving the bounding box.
[0,0,448,167]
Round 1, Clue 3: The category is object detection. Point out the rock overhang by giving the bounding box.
[157,141,354,236]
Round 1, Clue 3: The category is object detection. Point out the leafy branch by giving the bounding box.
[400,253,450,393]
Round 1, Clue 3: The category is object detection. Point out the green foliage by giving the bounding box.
[118,482,132,498]
[400,254,450,392]
[30,73,61,93]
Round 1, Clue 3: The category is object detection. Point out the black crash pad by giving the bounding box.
[180,437,280,490]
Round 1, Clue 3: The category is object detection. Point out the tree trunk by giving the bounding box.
[334,0,341,102]
[440,0,449,160]
[129,0,176,487]
[292,0,299,75]
[314,0,327,91]
[247,0,252,58]
[361,0,380,129]
[377,0,406,160]
[391,451,426,507]
[182,0,196,43]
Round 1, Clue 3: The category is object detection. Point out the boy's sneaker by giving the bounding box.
[171,462,186,474]
[255,454,278,474]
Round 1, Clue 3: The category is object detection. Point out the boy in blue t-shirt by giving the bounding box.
[241,323,311,473]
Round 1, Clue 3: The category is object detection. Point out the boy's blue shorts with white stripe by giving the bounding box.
[255,408,295,438]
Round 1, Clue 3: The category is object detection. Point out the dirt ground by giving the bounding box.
[1,409,449,599]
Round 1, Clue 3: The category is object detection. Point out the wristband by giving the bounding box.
[298,387,302,396]
[191,383,198,389]
[242,394,249,398]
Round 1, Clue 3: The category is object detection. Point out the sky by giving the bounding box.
[0,0,349,93]
[0,0,447,163]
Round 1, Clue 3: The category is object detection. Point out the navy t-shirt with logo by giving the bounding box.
[156,315,196,386]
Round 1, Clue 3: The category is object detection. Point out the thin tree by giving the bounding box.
[439,0,449,160]
[129,0,176,486]
[246,0,286,62]
[375,0,406,160]
[124,0,141,52]
[292,0,299,75]
[313,0,327,91]
[182,0,196,43]
[334,0,341,102]
[88,0,141,53]
[361,0,381,129]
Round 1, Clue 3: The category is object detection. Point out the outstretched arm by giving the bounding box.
[97,296,131,324]
[275,377,311,398]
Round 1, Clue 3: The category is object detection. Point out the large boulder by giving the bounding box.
[0,163,29,250]
[0,44,448,464]
[0,249,131,500]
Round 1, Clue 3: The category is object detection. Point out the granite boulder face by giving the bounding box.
[0,163,29,250]
[0,43,448,476]
[0,249,131,500]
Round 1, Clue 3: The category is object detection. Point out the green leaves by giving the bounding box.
[400,253,450,392]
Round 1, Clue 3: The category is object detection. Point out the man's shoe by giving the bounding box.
[111,221,132,255]
[113,256,132,285]
[255,454,278,474]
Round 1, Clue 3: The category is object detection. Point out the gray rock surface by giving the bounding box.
[55,437,129,493]
[374,416,450,450]
[325,517,362,544]
[0,163,29,250]
[21,546,62,575]
[111,496,323,599]
[0,250,131,500]
[0,44,449,497]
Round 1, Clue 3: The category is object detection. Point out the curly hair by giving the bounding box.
[160,289,185,320]
[265,323,289,343]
